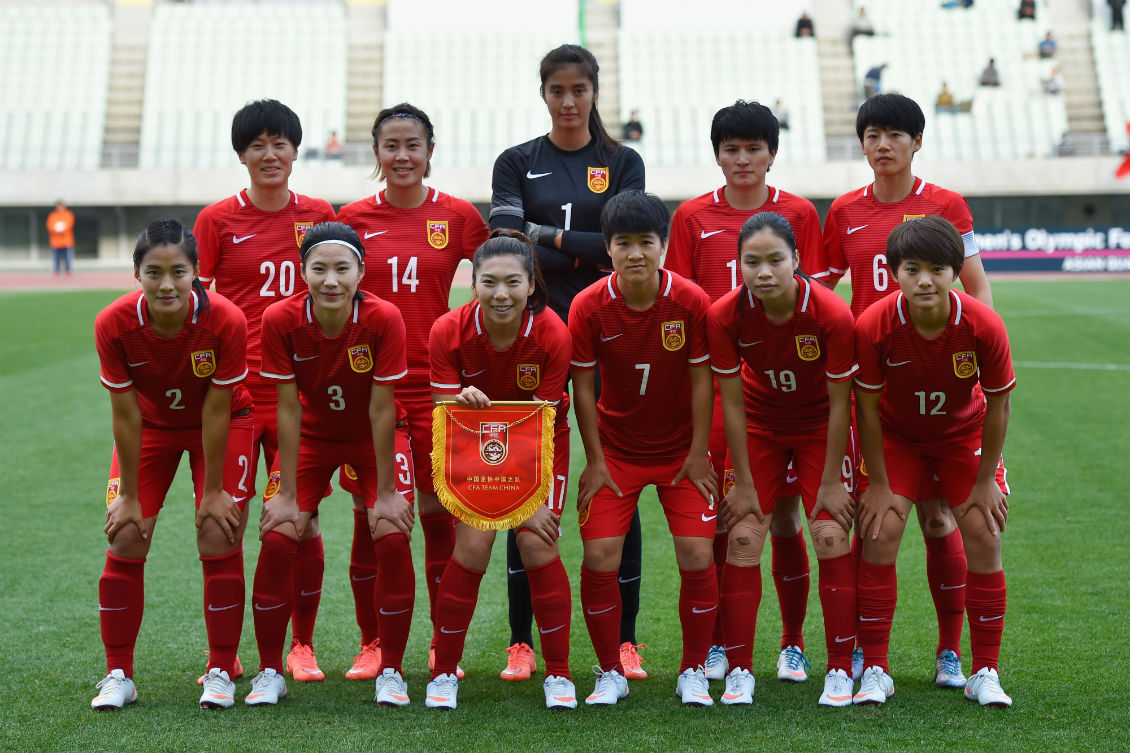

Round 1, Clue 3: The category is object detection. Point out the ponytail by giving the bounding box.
[134,218,209,315]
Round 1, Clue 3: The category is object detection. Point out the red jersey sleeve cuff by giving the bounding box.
[100,375,134,391]
[259,370,295,382]
[853,377,883,392]
[211,368,248,388]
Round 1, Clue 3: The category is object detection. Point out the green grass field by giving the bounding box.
[0,280,1127,752]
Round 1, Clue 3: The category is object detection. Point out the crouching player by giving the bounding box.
[852,216,1014,708]
[570,191,720,707]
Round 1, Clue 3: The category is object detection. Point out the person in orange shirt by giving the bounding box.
[47,200,76,275]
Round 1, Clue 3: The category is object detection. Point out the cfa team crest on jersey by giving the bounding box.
[294,222,314,248]
[349,344,373,373]
[479,422,508,466]
[191,350,216,377]
[722,469,736,498]
[860,457,869,477]
[517,363,540,391]
[953,350,978,378]
[427,220,450,249]
[587,166,609,194]
[106,478,120,507]
[902,213,926,223]
[662,320,685,351]
[264,470,281,500]
[796,335,821,361]
[342,464,358,481]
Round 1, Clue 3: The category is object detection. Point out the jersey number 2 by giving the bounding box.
[260,261,296,297]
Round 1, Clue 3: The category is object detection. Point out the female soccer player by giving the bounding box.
[423,230,575,711]
[706,212,858,708]
[194,100,337,683]
[852,216,1014,708]
[336,103,489,679]
[92,218,253,711]
[489,43,649,682]
[666,100,824,683]
[249,222,413,707]
[570,191,718,707]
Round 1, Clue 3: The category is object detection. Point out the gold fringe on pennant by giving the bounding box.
[430,402,556,531]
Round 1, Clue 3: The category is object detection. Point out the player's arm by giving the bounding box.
[105,389,146,542]
[815,207,846,289]
[853,386,905,539]
[572,366,621,512]
[810,378,855,532]
[261,382,303,539]
[664,205,695,278]
[369,383,414,537]
[196,386,239,543]
[956,392,1010,536]
[716,374,763,528]
[672,363,718,501]
[958,253,994,308]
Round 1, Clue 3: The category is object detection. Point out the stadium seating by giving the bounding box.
[1091,20,1129,153]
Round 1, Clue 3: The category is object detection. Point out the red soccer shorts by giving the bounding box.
[337,400,415,502]
[745,427,834,520]
[268,434,416,512]
[883,433,1010,507]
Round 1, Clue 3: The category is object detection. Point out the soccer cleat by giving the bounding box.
[244,668,287,706]
[720,668,755,706]
[346,639,382,680]
[777,645,811,682]
[91,669,137,711]
[852,665,895,705]
[428,645,465,680]
[676,667,714,706]
[197,655,244,685]
[619,642,648,680]
[934,649,967,688]
[818,668,854,707]
[543,675,578,710]
[373,668,410,706]
[964,667,1012,707]
[851,647,864,682]
[285,640,324,682]
[703,645,729,681]
[585,667,629,706]
[425,673,459,710]
[499,642,537,682]
[198,668,235,709]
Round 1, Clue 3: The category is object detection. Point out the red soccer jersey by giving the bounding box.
[95,290,252,429]
[817,179,980,318]
[259,293,407,443]
[708,276,858,433]
[194,189,336,372]
[666,185,823,301]
[569,269,712,459]
[854,289,1015,444]
[337,188,488,384]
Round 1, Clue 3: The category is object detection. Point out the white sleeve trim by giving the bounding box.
[854,377,884,390]
[688,354,710,364]
[211,368,248,386]
[711,365,741,375]
[373,369,409,382]
[570,359,597,368]
[259,370,293,381]
[981,378,1016,393]
[827,364,860,380]
[100,375,133,389]
[430,380,461,390]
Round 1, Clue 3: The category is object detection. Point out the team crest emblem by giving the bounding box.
[587,166,609,194]
[662,320,686,351]
[106,478,120,507]
[479,422,509,466]
[953,351,978,378]
[342,464,358,481]
[860,458,869,477]
[902,213,926,223]
[517,363,540,391]
[427,220,450,249]
[294,222,314,248]
[264,470,281,499]
[192,350,216,377]
[349,345,373,373]
[796,335,821,361]
[722,469,736,498]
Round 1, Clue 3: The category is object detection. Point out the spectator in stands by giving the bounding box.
[795,11,815,37]
[324,131,343,160]
[851,7,875,39]
[863,63,886,100]
[1017,0,1036,20]
[1037,31,1057,58]
[772,99,791,130]
[622,110,644,141]
[936,83,958,113]
[1110,0,1125,31]
[46,199,75,276]
[979,58,1000,87]
[1042,67,1065,95]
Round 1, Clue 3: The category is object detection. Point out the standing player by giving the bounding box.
[490,44,649,681]
[570,191,719,707]
[814,93,994,686]
[851,216,1014,708]
[336,103,489,680]
[194,100,336,684]
[250,222,413,707]
[92,218,253,711]
[666,100,823,683]
[706,213,858,708]
[424,231,576,711]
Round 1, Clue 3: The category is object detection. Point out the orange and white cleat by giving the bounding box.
[619,642,648,680]
[428,645,464,679]
[345,639,382,680]
[285,640,324,682]
[197,655,243,685]
[499,642,537,682]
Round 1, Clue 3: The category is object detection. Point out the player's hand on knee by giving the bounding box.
[523,506,561,546]
[260,491,300,539]
[722,479,764,528]
[672,451,718,502]
[956,479,1008,536]
[811,479,855,533]
[578,461,622,509]
[105,493,146,543]
[371,489,414,539]
[858,484,905,540]
[196,488,240,544]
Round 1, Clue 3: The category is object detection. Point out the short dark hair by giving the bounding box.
[886,215,965,275]
[231,99,303,154]
[710,100,780,155]
[133,217,209,314]
[471,228,549,314]
[371,102,435,180]
[600,190,670,244]
[855,93,925,142]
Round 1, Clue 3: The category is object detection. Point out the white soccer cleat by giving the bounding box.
[964,667,1012,707]
[91,669,137,711]
[374,668,410,707]
[720,668,755,706]
[543,675,578,710]
[585,667,629,706]
[244,668,287,706]
[198,668,235,709]
[818,668,854,707]
[777,645,811,682]
[851,647,864,682]
[703,645,729,681]
[425,673,459,710]
[934,649,967,688]
[852,665,895,705]
[676,667,714,706]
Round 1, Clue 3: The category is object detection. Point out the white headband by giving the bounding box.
[307,239,363,261]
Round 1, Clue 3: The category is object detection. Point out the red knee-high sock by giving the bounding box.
[350,509,380,645]
[289,534,323,646]
[817,553,856,674]
[850,530,863,572]
[772,531,810,649]
[710,531,728,645]
[372,532,414,673]
[431,559,484,678]
[580,565,622,673]
[420,512,455,633]
[252,531,298,672]
[925,528,967,655]
[201,549,244,677]
[679,567,719,672]
[99,552,145,677]
[856,560,897,673]
[719,562,761,672]
[965,570,1006,672]
[527,556,572,679]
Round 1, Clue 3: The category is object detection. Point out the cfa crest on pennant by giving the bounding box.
[517,363,540,391]
[479,422,509,465]
[427,220,450,249]
[294,221,314,248]
[264,470,281,499]
[192,350,216,377]
[953,350,978,378]
[662,320,685,351]
[587,166,609,194]
[796,334,821,361]
[349,344,373,373]
[106,478,120,507]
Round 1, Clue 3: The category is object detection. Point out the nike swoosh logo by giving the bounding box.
[439,626,466,634]
[859,616,883,622]
[300,589,321,597]
[539,624,565,634]
[846,225,868,235]
[233,234,256,244]
[585,605,615,615]
[618,575,641,584]
[722,644,745,651]
[737,340,761,348]
[294,354,319,362]
[979,614,1004,622]
[364,231,387,239]
[700,229,725,238]
[434,576,441,584]
[207,603,240,612]
[254,602,287,611]
[351,574,376,582]
[886,359,911,367]
[379,607,409,615]
[701,513,717,522]
[231,496,247,504]
[526,171,552,179]
[599,333,622,342]
[507,567,525,575]
[782,574,808,582]
[940,583,965,590]
[98,605,127,611]
[462,368,487,378]
[834,635,856,643]
[127,360,148,368]
[785,474,798,484]
[691,605,718,614]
